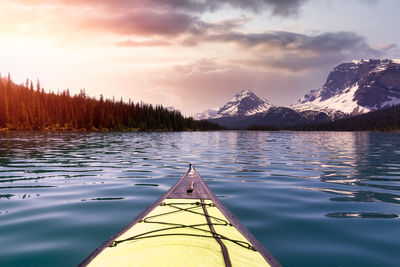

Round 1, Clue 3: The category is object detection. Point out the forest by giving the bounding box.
[0,74,222,131]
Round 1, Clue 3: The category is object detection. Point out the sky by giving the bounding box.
[0,0,399,116]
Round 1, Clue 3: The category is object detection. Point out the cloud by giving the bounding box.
[296,32,380,54]
[9,0,384,53]
[173,58,228,75]
[182,30,387,69]
[13,0,309,16]
[171,0,309,16]
[11,0,309,40]
[81,9,207,37]
[206,31,380,54]
[113,39,172,47]
[237,54,349,72]
[195,31,391,72]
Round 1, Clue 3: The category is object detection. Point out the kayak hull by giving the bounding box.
[80,165,280,267]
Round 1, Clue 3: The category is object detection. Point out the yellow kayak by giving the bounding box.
[80,165,280,267]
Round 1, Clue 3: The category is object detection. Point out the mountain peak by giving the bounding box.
[230,89,256,102]
[239,89,251,94]
[193,90,273,120]
[214,90,273,118]
[236,89,252,96]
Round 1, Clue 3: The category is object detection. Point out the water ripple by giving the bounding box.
[0,131,400,266]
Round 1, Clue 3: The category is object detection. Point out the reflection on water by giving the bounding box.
[0,131,400,266]
[299,186,400,205]
[326,212,398,219]
[87,198,124,201]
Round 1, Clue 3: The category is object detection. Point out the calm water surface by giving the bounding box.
[0,131,399,266]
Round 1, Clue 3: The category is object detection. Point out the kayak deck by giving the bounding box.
[80,165,280,267]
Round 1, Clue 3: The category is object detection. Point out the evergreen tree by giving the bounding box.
[0,79,9,127]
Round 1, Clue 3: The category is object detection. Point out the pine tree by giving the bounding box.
[0,79,9,127]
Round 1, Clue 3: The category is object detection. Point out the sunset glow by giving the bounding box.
[1,0,399,115]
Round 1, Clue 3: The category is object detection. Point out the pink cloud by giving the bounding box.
[81,9,203,36]
[13,0,310,16]
[113,39,171,47]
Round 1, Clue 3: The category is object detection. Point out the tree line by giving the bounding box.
[243,104,400,132]
[0,74,222,131]
[287,104,400,131]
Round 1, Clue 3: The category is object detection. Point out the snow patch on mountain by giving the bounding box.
[193,107,220,120]
[292,84,370,116]
[379,96,400,108]
[351,59,400,65]
[245,103,274,116]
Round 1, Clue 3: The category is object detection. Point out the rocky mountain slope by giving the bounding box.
[292,59,400,118]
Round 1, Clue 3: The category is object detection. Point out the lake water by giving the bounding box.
[0,131,399,266]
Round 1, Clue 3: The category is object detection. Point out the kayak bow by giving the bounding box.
[80,164,280,267]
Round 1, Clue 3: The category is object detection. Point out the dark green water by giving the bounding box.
[0,131,399,266]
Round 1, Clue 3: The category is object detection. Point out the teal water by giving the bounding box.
[0,131,399,266]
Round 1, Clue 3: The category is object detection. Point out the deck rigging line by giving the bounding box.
[109,201,256,254]
[200,198,232,267]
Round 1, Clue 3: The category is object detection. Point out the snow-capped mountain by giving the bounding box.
[193,89,273,120]
[214,90,273,118]
[292,59,400,118]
